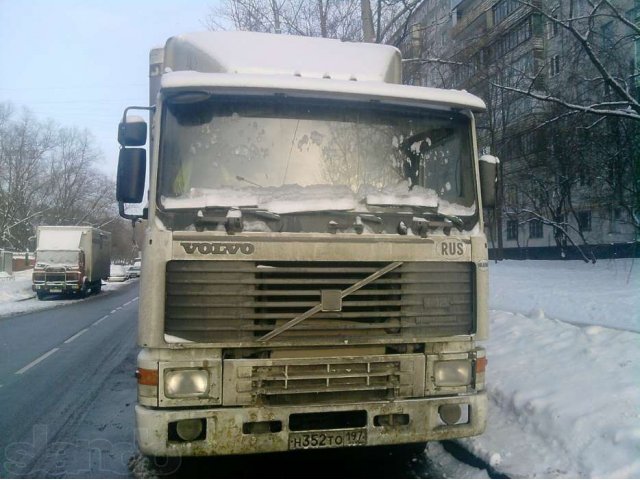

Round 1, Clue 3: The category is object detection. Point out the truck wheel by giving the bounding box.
[92,282,102,294]
[79,282,88,298]
[36,291,46,300]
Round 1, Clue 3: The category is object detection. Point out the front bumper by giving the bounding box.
[136,393,487,456]
[33,283,81,293]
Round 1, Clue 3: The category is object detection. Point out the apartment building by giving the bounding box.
[400,0,639,259]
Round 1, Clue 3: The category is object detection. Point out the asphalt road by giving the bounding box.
[0,281,490,479]
[0,282,140,478]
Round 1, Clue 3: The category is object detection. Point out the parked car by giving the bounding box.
[109,264,129,282]
[127,259,141,278]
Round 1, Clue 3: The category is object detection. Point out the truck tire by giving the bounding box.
[78,281,89,298]
[92,282,102,294]
[36,291,46,300]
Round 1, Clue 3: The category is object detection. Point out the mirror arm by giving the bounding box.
[119,201,144,225]
[122,105,155,123]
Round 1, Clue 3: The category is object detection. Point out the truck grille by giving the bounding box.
[165,261,474,343]
[223,354,425,406]
[33,270,78,283]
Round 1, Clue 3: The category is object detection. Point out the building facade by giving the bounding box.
[399,0,639,259]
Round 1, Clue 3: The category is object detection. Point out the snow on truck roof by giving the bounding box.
[162,71,486,111]
[160,31,486,112]
[164,31,402,83]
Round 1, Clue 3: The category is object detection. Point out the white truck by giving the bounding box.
[32,226,111,299]
[116,31,497,457]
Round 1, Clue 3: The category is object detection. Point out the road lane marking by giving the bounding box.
[12,295,141,376]
[93,315,109,326]
[15,348,60,374]
[64,328,89,344]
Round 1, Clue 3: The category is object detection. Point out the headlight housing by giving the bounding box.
[164,369,209,397]
[434,360,472,387]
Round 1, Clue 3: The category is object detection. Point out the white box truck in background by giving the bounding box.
[32,226,111,299]
[116,31,498,457]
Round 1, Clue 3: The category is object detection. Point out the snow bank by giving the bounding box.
[490,259,639,332]
[457,259,640,478]
[0,269,34,305]
[0,268,132,319]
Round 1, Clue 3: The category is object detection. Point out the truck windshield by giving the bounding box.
[158,95,477,223]
[36,250,79,266]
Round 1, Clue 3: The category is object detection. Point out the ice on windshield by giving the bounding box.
[158,96,477,218]
[163,184,358,213]
[36,250,80,266]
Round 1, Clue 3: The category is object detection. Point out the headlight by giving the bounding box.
[434,360,472,387]
[164,369,209,397]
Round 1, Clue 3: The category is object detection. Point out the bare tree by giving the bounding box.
[0,102,118,251]
[205,0,422,45]
[0,107,57,249]
[496,0,639,122]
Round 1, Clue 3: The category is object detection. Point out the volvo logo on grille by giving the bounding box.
[181,242,255,255]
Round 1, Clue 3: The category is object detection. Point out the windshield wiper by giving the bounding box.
[194,207,282,233]
[365,201,465,234]
[421,209,464,231]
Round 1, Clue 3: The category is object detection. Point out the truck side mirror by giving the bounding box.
[479,155,499,209]
[118,116,147,146]
[117,148,146,203]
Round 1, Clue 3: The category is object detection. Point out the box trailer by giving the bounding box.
[32,226,111,299]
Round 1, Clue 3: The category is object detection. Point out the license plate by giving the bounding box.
[49,288,62,293]
[288,429,367,450]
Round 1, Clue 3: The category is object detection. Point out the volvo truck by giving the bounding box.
[116,31,497,457]
[32,226,111,299]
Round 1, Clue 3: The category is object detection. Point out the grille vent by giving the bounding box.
[165,261,474,343]
[223,354,425,405]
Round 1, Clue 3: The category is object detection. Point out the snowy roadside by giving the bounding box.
[0,269,134,319]
[457,259,640,478]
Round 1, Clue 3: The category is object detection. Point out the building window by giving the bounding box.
[550,55,561,76]
[547,15,559,39]
[601,21,614,50]
[614,208,623,221]
[494,0,519,25]
[507,220,519,240]
[505,185,519,205]
[490,17,533,62]
[521,131,536,155]
[529,219,543,238]
[577,210,591,232]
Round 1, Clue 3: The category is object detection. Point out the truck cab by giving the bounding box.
[117,31,496,457]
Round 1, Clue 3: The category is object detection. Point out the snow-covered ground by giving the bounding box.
[0,268,132,318]
[459,258,640,478]
[1,260,637,478]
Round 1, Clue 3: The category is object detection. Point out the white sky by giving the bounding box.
[0,0,220,177]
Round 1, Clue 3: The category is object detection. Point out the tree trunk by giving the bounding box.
[270,0,281,34]
[361,0,375,43]
[317,0,328,38]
